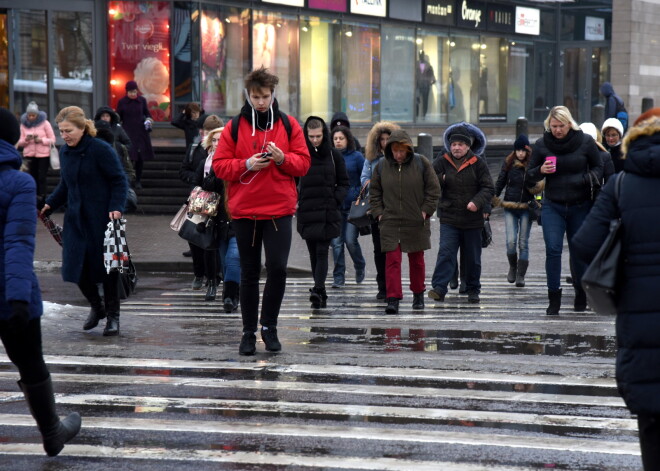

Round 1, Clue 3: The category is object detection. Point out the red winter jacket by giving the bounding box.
[212,106,310,220]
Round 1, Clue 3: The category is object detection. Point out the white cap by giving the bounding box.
[579,122,599,141]
[601,117,624,138]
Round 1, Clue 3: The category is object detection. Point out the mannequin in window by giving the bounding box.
[416,52,436,120]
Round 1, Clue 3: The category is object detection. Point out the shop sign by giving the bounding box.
[424,0,454,26]
[108,1,171,121]
[390,0,422,22]
[585,16,605,41]
[350,0,387,18]
[262,0,305,6]
[487,3,514,33]
[308,0,347,12]
[456,0,485,29]
[515,6,540,36]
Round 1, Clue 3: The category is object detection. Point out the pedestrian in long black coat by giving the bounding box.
[573,108,660,470]
[297,116,349,308]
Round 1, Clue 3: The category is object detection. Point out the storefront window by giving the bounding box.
[299,16,340,121]
[0,11,7,110]
[478,36,508,121]
[252,11,299,117]
[108,1,171,121]
[12,10,48,118]
[531,43,554,122]
[52,11,93,117]
[507,41,533,122]
[447,34,479,123]
[171,1,197,112]
[200,6,248,117]
[416,28,449,123]
[381,25,414,123]
[339,21,380,123]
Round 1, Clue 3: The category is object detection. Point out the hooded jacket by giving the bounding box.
[573,116,660,415]
[0,140,43,321]
[600,82,625,121]
[369,130,440,253]
[94,106,132,151]
[212,99,310,219]
[296,116,349,241]
[17,111,56,158]
[360,121,401,186]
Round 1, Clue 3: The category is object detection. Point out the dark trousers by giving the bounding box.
[431,224,482,295]
[0,318,50,385]
[371,222,386,292]
[77,257,120,313]
[26,156,50,197]
[190,243,206,278]
[134,155,144,183]
[233,216,292,332]
[305,239,332,289]
[639,414,660,470]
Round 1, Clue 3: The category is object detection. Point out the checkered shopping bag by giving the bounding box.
[103,218,130,274]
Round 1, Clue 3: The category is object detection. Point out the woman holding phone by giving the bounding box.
[526,106,602,315]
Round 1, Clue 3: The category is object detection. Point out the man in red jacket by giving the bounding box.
[213,67,310,356]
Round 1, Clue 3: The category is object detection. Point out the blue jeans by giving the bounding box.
[218,236,240,284]
[431,224,482,295]
[504,208,532,261]
[331,210,365,283]
[541,199,592,291]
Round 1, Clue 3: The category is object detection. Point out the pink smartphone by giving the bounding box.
[545,156,557,173]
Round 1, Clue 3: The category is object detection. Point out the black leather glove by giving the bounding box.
[8,301,30,333]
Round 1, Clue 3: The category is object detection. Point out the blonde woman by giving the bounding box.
[526,106,602,315]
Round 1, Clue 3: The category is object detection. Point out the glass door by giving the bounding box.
[561,45,610,124]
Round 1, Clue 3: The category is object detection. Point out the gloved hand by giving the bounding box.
[8,301,30,333]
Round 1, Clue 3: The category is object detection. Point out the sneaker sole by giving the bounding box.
[427,290,444,301]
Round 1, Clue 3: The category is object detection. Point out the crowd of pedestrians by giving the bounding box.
[6,72,654,464]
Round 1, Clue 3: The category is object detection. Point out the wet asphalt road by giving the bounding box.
[0,260,642,470]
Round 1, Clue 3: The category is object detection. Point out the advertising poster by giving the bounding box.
[200,10,226,112]
[108,1,171,121]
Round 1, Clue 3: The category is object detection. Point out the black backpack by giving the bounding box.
[230,112,292,144]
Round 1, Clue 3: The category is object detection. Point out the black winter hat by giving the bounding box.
[94,120,115,145]
[0,108,20,145]
[125,80,138,91]
[448,125,473,146]
[513,135,530,150]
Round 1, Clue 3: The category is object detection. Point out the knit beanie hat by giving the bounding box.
[601,118,624,138]
[125,80,138,91]
[578,122,599,141]
[0,108,20,145]
[26,101,39,115]
[513,135,529,150]
[448,125,473,146]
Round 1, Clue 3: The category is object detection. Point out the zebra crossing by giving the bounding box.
[0,275,642,470]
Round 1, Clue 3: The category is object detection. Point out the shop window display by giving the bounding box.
[108,1,171,121]
[415,28,450,123]
[380,25,415,123]
[11,10,48,117]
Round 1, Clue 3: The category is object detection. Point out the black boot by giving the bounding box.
[18,376,81,457]
[507,253,518,283]
[385,298,399,314]
[412,292,425,310]
[103,290,120,336]
[546,289,562,315]
[222,281,239,313]
[205,279,217,301]
[319,287,328,308]
[309,287,322,309]
[80,283,105,330]
[574,286,587,312]
[516,259,529,287]
[449,267,459,289]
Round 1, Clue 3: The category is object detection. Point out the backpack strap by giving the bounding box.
[230,112,292,144]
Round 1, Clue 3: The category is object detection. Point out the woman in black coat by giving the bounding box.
[297,116,349,308]
[572,109,660,471]
[526,106,602,315]
[42,106,128,336]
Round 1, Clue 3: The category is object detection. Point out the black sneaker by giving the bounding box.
[467,291,480,303]
[428,289,445,302]
[261,327,282,352]
[239,332,256,356]
[385,298,399,314]
[376,290,386,301]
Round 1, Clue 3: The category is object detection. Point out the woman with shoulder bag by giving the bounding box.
[297,117,349,308]
[493,135,543,287]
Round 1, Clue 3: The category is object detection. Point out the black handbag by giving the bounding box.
[178,213,219,250]
[581,172,625,315]
[118,259,138,300]
[481,217,493,248]
[528,197,542,223]
[347,181,372,228]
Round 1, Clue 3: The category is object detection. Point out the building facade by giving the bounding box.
[0,0,621,133]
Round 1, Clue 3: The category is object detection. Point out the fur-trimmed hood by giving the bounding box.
[94,106,120,125]
[20,111,47,128]
[364,121,401,161]
[622,116,660,177]
[443,122,487,157]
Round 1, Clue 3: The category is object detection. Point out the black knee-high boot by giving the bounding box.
[18,376,81,456]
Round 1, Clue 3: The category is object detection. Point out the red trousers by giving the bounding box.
[385,245,425,299]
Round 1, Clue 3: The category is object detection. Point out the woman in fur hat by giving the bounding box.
[493,135,543,287]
